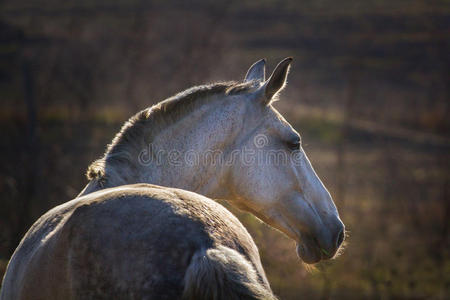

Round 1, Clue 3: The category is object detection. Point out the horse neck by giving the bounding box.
[78,96,246,199]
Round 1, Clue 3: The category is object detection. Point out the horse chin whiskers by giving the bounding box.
[302,261,319,273]
[332,233,349,259]
[332,242,346,259]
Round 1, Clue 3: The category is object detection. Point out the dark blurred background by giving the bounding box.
[1,0,449,299]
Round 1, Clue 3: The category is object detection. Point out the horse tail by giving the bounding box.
[182,245,277,300]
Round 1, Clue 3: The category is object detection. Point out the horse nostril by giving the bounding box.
[336,228,344,248]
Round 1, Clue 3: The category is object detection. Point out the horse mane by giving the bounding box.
[86,81,256,181]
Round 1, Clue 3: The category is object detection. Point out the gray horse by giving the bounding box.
[1,58,345,299]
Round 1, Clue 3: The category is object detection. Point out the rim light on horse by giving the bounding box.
[1,58,345,300]
[82,57,345,263]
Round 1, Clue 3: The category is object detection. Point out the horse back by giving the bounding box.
[1,184,270,300]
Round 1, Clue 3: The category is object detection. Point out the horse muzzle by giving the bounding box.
[296,217,345,264]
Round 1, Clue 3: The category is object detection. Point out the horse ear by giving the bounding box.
[261,57,293,103]
[244,59,266,82]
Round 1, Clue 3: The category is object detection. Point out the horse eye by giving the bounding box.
[287,140,301,151]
